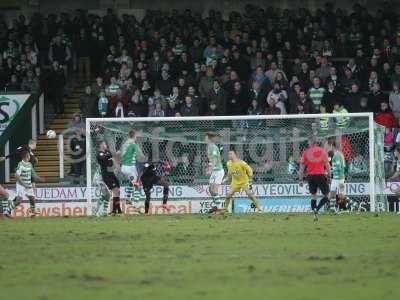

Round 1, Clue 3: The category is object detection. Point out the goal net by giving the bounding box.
[86,113,386,215]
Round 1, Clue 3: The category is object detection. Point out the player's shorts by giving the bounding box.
[209,169,225,185]
[230,182,252,194]
[16,183,34,200]
[330,179,345,193]
[307,175,329,195]
[121,165,138,181]
[102,173,120,190]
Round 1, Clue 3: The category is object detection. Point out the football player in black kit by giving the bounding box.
[96,141,122,215]
[140,162,171,215]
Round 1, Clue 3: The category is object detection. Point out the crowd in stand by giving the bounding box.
[2,3,400,179]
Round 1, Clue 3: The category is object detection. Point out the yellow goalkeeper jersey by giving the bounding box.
[227,160,253,186]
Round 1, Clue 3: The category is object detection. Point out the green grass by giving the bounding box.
[0,214,399,300]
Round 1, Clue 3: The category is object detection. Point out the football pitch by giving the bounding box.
[1,214,399,300]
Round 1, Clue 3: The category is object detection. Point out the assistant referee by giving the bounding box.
[299,136,331,220]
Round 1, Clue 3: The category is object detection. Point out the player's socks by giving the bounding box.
[112,197,122,214]
[144,198,150,214]
[29,199,35,215]
[210,191,220,208]
[1,197,10,215]
[102,195,109,216]
[316,196,328,212]
[162,186,169,205]
[311,199,317,210]
[250,198,262,212]
[223,197,232,212]
[133,181,140,203]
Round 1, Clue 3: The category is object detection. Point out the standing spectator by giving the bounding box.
[389,83,400,119]
[166,99,179,117]
[332,101,350,129]
[156,70,174,97]
[127,92,147,117]
[80,86,97,118]
[227,81,249,115]
[98,90,109,117]
[207,79,227,115]
[296,90,313,114]
[344,83,363,112]
[322,81,340,113]
[308,76,326,112]
[180,95,199,116]
[75,28,92,83]
[267,82,287,114]
[91,77,104,97]
[69,128,86,179]
[48,35,71,76]
[368,83,387,113]
[149,100,165,117]
[375,101,397,128]
[47,61,66,114]
[68,113,85,131]
[199,66,215,99]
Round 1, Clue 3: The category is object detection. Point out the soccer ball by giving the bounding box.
[46,130,57,139]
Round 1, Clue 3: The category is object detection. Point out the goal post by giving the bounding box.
[85,113,386,215]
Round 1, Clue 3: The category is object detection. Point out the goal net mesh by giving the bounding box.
[86,114,386,213]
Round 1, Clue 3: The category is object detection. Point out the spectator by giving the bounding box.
[308,76,325,112]
[199,66,215,99]
[166,99,179,117]
[389,83,400,119]
[368,83,387,113]
[344,83,363,112]
[248,99,263,115]
[20,70,39,92]
[98,90,109,117]
[332,101,350,129]
[265,98,281,115]
[207,79,227,115]
[127,91,147,117]
[322,81,340,113]
[7,74,21,91]
[180,95,199,116]
[114,101,125,117]
[80,86,97,118]
[375,101,397,128]
[47,61,66,114]
[75,28,92,83]
[156,70,174,97]
[267,82,287,114]
[68,113,85,131]
[69,128,86,179]
[149,100,165,118]
[227,81,249,115]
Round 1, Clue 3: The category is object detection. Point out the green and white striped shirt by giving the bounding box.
[308,87,326,111]
[121,139,139,166]
[207,143,223,171]
[16,160,33,187]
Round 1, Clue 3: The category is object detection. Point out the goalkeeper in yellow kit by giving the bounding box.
[221,150,262,213]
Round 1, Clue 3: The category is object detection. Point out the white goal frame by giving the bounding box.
[86,113,379,215]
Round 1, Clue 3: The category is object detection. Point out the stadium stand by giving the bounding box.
[1,2,400,183]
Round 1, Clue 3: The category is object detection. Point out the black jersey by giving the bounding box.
[96,149,114,176]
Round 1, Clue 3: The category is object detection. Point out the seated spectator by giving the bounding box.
[92,77,105,97]
[171,153,195,184]
[265,98,281,115]
[375,101,397,128]
[7,74,21,91]
[248,99,263,115]
[368,83,387,113]
[295,90,313,114]
[149,100,165,118]
[349,153,368,177]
